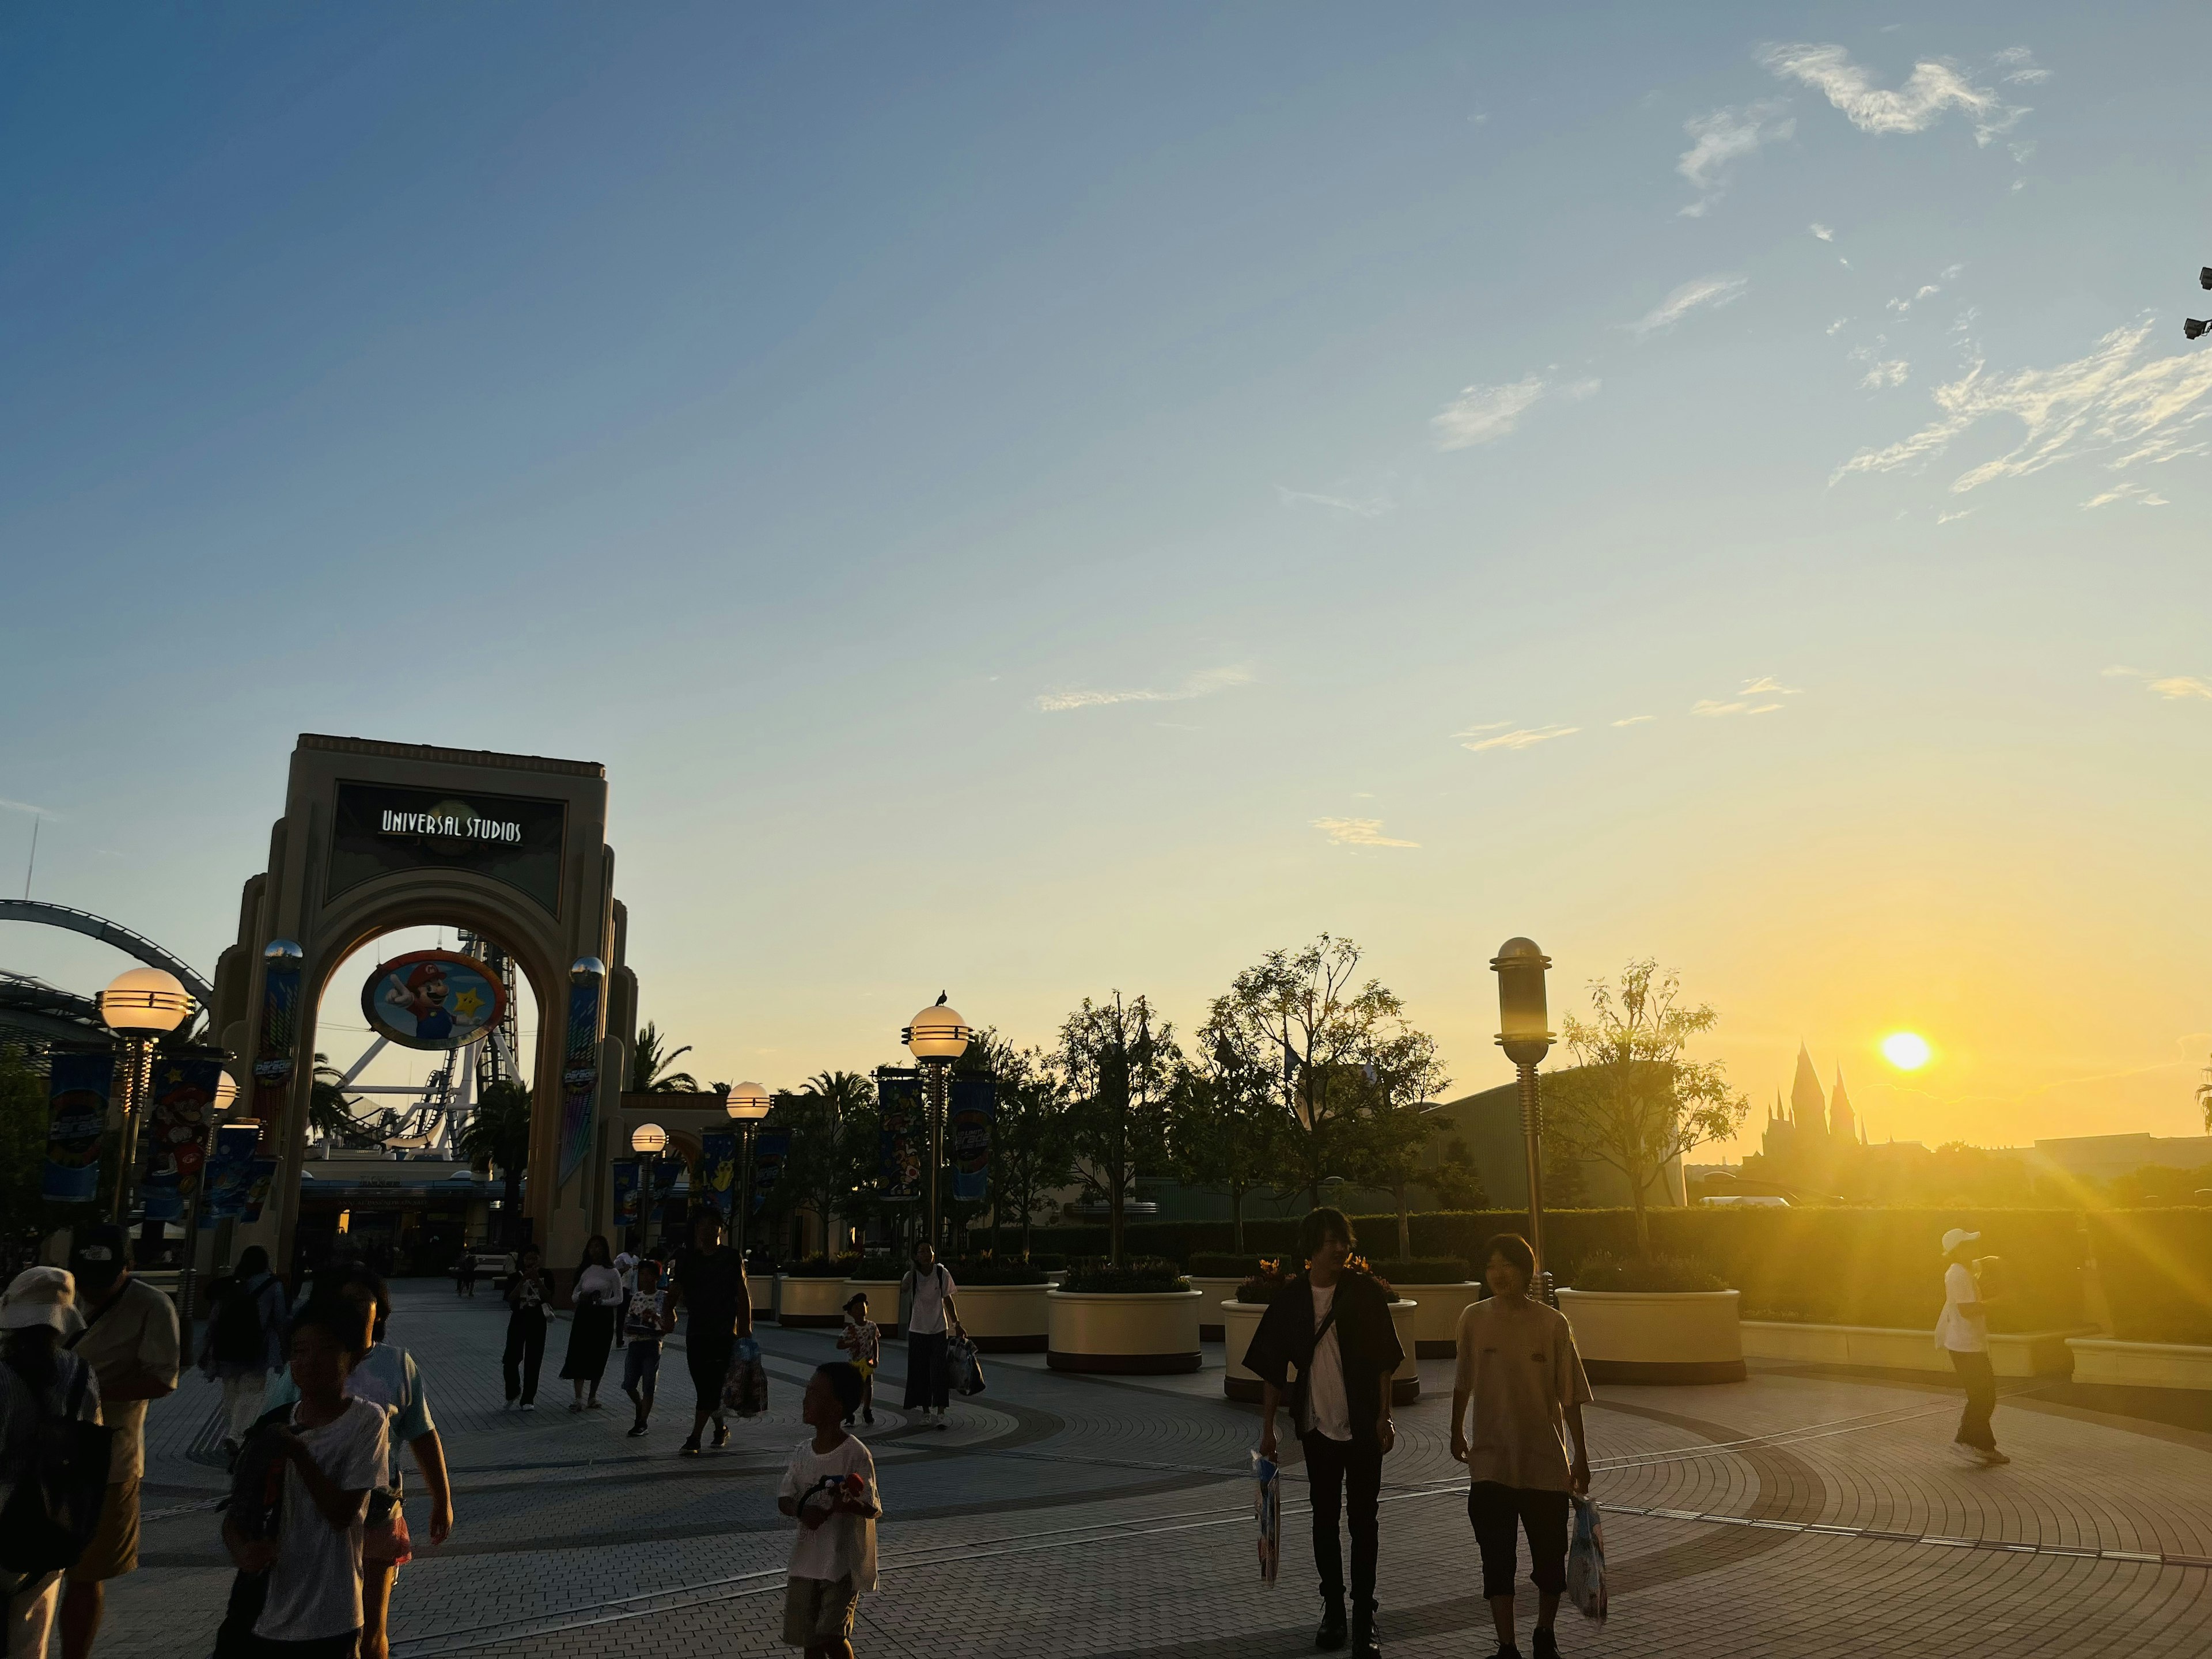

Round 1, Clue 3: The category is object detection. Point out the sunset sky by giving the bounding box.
[5,5,2209,1155]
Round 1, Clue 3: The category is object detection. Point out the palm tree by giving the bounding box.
[457,1078,533,1245]
[310,1054,380,1148]
[629,1021,699,1093]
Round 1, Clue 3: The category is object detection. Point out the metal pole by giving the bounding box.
[112,1036,151,1229]
[734,1123,753,1262]
[177,1102,225,1324]
[925,1060,946,1255]
[1517,1060,1547,1294]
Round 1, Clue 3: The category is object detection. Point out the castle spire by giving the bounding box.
[1790,1043,1826,1126]
[1829,1066,1856,1143]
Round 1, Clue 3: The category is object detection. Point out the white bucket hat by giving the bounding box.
[1940,1228,1981,1255]
[0,1266,82,1335]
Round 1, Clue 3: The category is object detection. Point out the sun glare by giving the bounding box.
[1881,1031,1933,1071]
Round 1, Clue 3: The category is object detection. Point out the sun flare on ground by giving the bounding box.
[1881,1031,1933,1071]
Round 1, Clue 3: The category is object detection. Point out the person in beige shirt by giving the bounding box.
[1450,1233,1590,1659]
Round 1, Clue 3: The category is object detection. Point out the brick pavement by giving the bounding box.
[100,1283,2212,1658]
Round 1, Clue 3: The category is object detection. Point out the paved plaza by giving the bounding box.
[108,1283,2211,1659]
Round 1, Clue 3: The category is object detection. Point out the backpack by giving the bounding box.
[0,1358,115,1575]
[211,1277,266,1365]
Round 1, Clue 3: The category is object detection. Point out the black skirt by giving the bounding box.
[560,1302,616,1382]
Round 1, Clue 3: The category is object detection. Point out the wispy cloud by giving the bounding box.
[1760,43,2031,145]
[1628,274,1747,339]
[0,796,54,817]
[1833,319,2212,494]
[1461,725,1580,752]
[1276,485,1393,518]
[1612,715,1656,728]
[1694,676,1802,717]
[1676,100,1794,217]
[1810,223,1835,241]
[1312,817,1420,849]
[1430,374,1597,450]
[1035,666,1253,713]
[1857,357,1910,389]
[2104,666,2212,700]
[2084,481,2170,509]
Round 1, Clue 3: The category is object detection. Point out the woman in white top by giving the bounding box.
[561,1236,624,1411]
[899,1243,963,1429]
[1934,1228,2007,1465]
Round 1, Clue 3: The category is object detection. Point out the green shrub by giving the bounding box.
[1236,1260,1296,1304]
[952,1258,1048,1286]
[781,1256,851,1278]
[1359,1256,1471,1284]
[844,1253,906,1281]
[1027,1253,1068,1272]
[1570,1252,1726,1293]
[2088,1209,2212,1346]
[1187,1253,1267,1278]
[1060,1256,1190,1294]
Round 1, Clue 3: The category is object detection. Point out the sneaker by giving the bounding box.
[588,1397,605,1410]
[569,1402,584,1413]
[1315,1603,1347,1650]
[1350,1613,1381,1659]
[935,1415,949,1431]
[711,1424,730,1449]
[1532,1627,1560,1658]
[1979,1447,2012,1466]
[627,1422,649,1438]
[680,1438,702,1457]
[863,1408,874,1425]
[521,1402,536,1412]
[1491,1647,1523,1659]
[844,1414,855,1427]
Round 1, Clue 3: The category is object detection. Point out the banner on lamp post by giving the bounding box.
[201,1125,262,1226]
[949,1073,995,1203]
[698,1131,737,1218]
[876,1070,922,1201]
[750,1129,791,1215]
[42,1050,112,1203]
[612,1160,643,1230]
[147,1056,223,1209]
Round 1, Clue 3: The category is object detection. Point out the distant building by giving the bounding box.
[2023,1133,2212,1184]
[1753,1044,1866,1188]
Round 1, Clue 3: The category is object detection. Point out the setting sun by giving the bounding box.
[1881,1031,1933,1071]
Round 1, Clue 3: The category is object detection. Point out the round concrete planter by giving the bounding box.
[1219,1297,1421,1404]
[954,1282,1051,1353]
[1392,1282,1483,1358]
[1046,1287,1203,1373]
[1556,1288,1745,1384]
[1188,1277,1245,1342]
[777,1274,850,1328]
[842,1278,905,1338]
[2066,1337,2212,1392]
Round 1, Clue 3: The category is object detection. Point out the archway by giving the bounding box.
[208,735,638,1276]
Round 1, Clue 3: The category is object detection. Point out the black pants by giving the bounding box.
[904,1330,949,1410]
[688,1330,734,1415]
[502,1308,546,1404]
[1951,1349,1998,1452]
[1302,1431,1382,1616]
[1467,1482,1569,1600]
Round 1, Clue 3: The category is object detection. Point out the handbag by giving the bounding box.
[0,1362,115,1576]
[946,1335,986,1396]
[722,1335,768,1417]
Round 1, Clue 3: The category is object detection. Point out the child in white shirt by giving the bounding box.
[777,1363,880,1658]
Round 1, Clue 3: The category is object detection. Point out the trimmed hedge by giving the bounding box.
[1027,1207,2090,1331]
[1571,1252,1726,1293]
[1360,1257,1471,1285]
[844,1254,907,1280]
[2087,1209,2212,1346]
[1060,1257,1190,1294]
[1187,1253,1268,1278]
[782,1257,851,1278]
[952,1258,1049,1286]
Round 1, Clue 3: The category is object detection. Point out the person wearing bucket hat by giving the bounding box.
[1,1267,104,1659]
[1934,1228,2008,1467]
[59,1225,178,1659]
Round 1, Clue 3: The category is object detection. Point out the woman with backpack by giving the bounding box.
[0,1267,105,1659]
[196,1247,290,1459]
[897,1243,963,1430]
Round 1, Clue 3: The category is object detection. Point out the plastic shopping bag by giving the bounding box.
[1252,1451,1280,1588]
[947,1335,987,1396]
[723,1336,768,1417]
[1566,1494,1607,1622]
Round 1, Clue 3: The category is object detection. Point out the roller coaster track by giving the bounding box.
[0,899,216,1007]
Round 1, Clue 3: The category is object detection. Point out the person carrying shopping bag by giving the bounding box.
[897,1245,962,1431]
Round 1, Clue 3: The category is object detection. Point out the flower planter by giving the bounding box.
[1741,1321,2087,1378]
[842,1278,904,1338]
[954,1282,1051,1353]
[1392,1282,1484,1358]
[777,1274,851,1328]
[1557,1289,1745,1385]
[1218,1298,1420,1404]
[1188,1278,1245,1342]
[2065,1338,2212,1392]
[1046,1288,1203,1374]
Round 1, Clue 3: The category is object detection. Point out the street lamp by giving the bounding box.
[97,967,194,1233]
[724,1082,772,1259]
[1491,937,1554,1298]
[177,1070,240,1323]
[903,999,973,1254]
[631,1123,669,1249]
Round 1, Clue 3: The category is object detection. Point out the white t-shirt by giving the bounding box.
[904,1266,955,1336]
[1934,1262,1987,1353]
[1305,1282,1351,1442]
[256,1397,389,1642]
[779,1433,880,1590]
[574,1264,624,1309]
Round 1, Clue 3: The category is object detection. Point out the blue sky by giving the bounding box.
[5,5,2210,1150]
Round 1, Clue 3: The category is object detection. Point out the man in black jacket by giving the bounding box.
[1248,1208,1403,1659]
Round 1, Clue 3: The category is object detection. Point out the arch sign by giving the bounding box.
[362,949,507,1051]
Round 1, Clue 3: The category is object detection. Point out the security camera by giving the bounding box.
[2188,319,2211,341]
[2200,267,2212,290]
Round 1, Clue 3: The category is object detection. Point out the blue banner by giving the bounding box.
[698,1131,737,1218]
[650,1155,681,1224]
[251,953,302,1152]
[557,972,603,1187]
[950,1073,994,1203]
[201,1124,261,1226]
[612,1160,643,1230]
[877,1070,922,1201]
[750,1128,791,1215]
[43,1051,112,1203]
[241,1158,279,1224]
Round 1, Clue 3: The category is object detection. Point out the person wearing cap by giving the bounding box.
[58,1225,178,1659]
[1,1267,103,1659]
[1934,1227,2008,1467]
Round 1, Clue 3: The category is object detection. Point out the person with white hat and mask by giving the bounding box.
[1933,1228,2008,1466]
[0,1266,105,1658]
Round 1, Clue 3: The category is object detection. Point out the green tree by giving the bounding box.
[628,1022,698,1093]
[310,1054,381,1149]
[769,1069,873,1257]
[1059,993,1178,1266]
[2,1044,51,1249]
[1342,1032,1452,1260]
[1167,1036,1279,1255]
[457,1078,533,1245]
[1427,1134,1488,1211]
[977,1039,1073,1260]
[1543,960,1748,1252]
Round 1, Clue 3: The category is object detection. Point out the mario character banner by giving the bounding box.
[361,950,506,1051]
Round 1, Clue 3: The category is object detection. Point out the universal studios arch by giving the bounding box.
[207,736,639,1278]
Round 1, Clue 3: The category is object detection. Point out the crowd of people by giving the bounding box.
[0,1206,2011,1659]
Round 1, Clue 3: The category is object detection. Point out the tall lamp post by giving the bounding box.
[97,967,195,1236]
[1490,937,1554,1297]
[903,1000,974,1255]
[724,1082,772,1260]
[631,1123,669,1248]
[177,1071,239,1324]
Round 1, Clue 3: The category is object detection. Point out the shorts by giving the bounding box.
[66,1479,140,1583]
[623,1339,662,1396]
[781,1574,857,1648]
